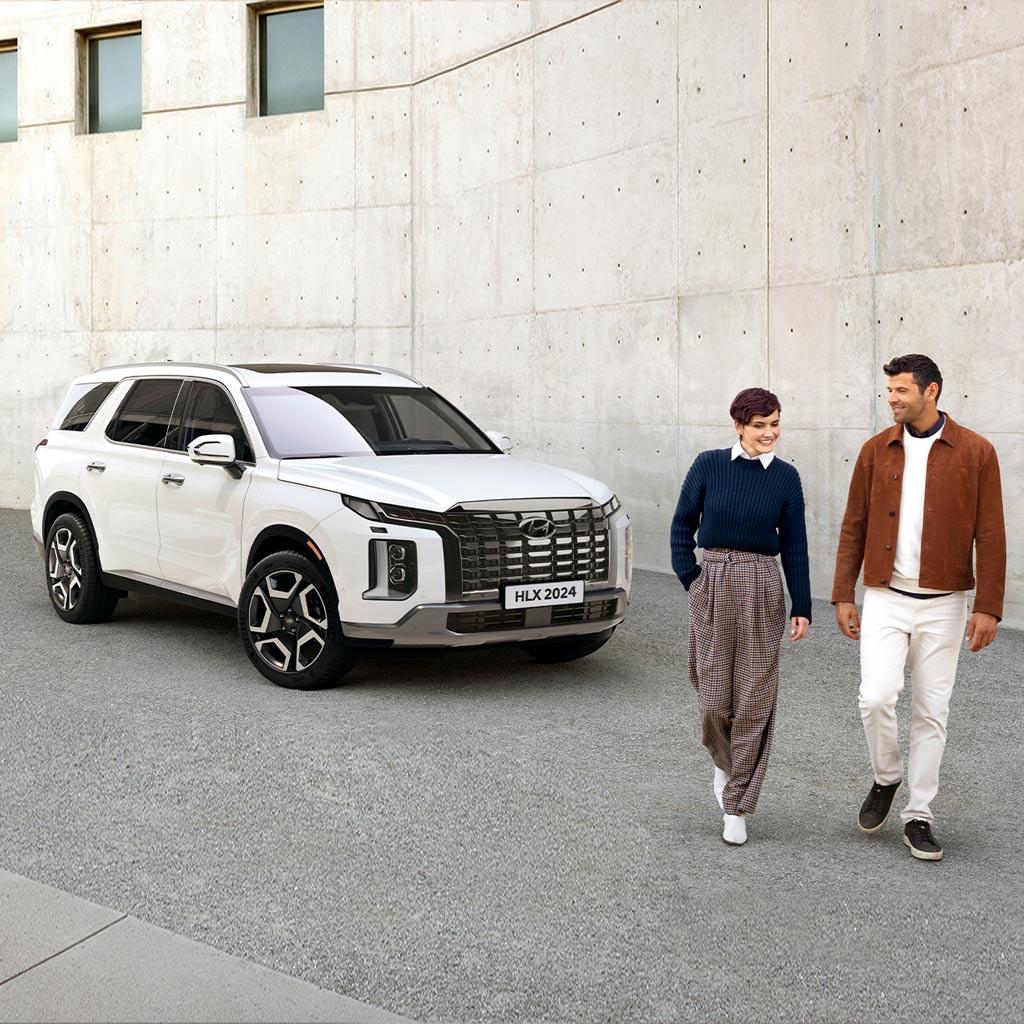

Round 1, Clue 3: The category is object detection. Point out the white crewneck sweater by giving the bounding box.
[891,420,947,594]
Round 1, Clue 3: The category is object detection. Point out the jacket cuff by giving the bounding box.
[791,604,812,624]
[972,601,1002,622]
[830,587,855,605]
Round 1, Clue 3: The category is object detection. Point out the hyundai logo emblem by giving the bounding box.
[520,517,555,539]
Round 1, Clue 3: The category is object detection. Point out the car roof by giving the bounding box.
[73,361,423,390]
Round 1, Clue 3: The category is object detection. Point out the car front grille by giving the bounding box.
[447,597,620,635]
[379,500,616,596]
[550,599,619,626]
[446,609,527,633]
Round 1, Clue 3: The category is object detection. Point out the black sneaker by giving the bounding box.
[904,819,943,861]
[857,780,901,834]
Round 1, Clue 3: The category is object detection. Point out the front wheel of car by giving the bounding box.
[520,627,615,664]
[239,551,356,689]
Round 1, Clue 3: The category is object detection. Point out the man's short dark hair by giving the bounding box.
[730,387,781,425]
[883,353,943,399]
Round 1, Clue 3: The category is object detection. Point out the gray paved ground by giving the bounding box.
[0,868,412,1023]
[1,508,1021,1023]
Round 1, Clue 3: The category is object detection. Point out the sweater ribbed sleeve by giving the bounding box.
[778,473,812,621]
[669,449,813,622]
[670,452,707,589]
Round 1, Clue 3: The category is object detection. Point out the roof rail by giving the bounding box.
[96,361,248,383]
[341,363,422,385]
[95,361,420,386]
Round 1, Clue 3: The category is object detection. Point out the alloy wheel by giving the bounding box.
[47,528,83,611]
[247,570,329,673]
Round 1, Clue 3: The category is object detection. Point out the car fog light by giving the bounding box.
[363,539,418,600]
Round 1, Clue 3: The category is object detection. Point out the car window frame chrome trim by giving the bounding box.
[99,375,260,465]
[169,376,259,467]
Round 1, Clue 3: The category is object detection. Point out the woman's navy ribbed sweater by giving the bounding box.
[670,448,812,621]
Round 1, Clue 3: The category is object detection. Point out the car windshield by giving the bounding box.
[244,385,497,458]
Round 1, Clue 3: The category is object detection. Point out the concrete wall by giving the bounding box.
[1,0,1020,626]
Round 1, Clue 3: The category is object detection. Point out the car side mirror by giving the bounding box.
[188,434,236,465]
[485,430,513,454]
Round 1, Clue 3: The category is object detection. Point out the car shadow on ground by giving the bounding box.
[99,590,614,697]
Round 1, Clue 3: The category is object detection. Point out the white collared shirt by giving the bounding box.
[731,439,774,468]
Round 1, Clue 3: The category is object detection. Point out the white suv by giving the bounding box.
[32,362,632,688]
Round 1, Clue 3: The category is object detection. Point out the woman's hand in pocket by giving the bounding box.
[789,617,809,642]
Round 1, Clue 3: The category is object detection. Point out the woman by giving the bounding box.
[670,388,811,846]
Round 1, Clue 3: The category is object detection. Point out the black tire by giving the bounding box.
[239,551,356,689]
[520,627,615,664]
[44,512,121,624]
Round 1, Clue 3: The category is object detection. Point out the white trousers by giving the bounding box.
[859,586,969,823]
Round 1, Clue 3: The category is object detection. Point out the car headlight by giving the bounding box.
[343,495,383,521]
[600,494,622,517]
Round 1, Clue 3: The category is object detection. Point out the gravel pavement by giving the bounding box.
[1,508,1021,1023]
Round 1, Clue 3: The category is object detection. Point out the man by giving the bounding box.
[832,354,1005,861]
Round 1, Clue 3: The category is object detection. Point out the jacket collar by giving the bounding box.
[886,411,958,448]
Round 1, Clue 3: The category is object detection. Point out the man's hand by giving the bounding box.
[835,601,860,640]
[789,617,809,642]
[966,612,998,653]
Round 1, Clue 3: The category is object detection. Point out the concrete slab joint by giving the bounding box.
[0,869,413,1023]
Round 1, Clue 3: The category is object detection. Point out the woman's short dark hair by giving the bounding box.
[883,353,943,399]
[730,387,781,425]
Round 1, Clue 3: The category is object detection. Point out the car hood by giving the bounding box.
[277,453,613,512]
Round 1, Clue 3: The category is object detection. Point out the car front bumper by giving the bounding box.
[341,586,628,647]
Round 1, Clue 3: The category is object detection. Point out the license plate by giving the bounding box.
[503,580,585,610]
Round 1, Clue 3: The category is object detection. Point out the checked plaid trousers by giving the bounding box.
[688,549,788,815]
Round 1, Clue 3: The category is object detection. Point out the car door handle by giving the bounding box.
[86,461,106,473]
[161,473,185,486]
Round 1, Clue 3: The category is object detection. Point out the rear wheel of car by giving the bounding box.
[44,512,121,624]
[520,627,615,664]
[238,551,356,689]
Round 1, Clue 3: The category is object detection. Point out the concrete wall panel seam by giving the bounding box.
[145,100,244,116]
[409,0,417,379]
[323,0,622,96]
[882,39,1024,89]
[18,119,76,129]
[867,0,881,437]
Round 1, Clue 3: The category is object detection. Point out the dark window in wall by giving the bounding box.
[88,30,142,134]
[258,5,324,116]
[0,42,16,143]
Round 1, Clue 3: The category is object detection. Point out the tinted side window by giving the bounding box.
[54,382,117,432]
[106,379,183,448]
[181,383,254,462]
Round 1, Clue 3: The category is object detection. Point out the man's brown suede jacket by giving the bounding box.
[831,414,1006,620]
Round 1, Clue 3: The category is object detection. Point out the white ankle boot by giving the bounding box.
[723,813,747,845]
[713,767,728,810]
